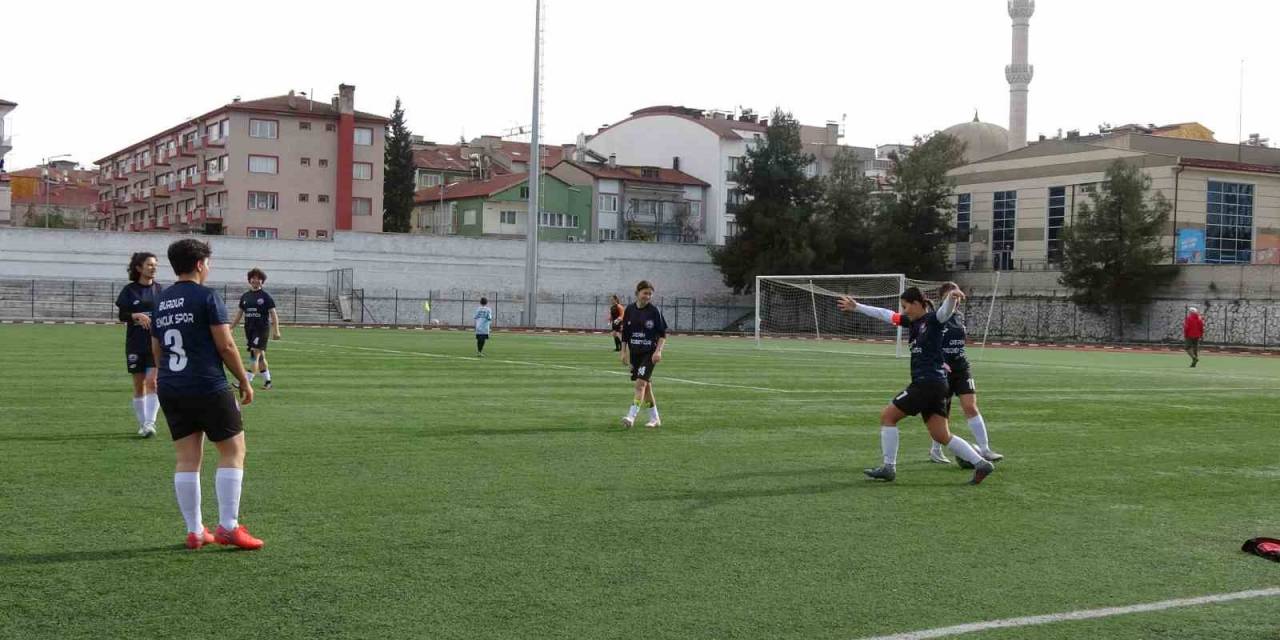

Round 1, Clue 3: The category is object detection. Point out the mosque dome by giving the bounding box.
[942,113,1011,163]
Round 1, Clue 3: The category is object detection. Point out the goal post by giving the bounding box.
[754,274,951,356]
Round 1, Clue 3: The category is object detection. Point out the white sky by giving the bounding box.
[4,0,1277,170]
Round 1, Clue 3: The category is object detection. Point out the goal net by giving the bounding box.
[754,274,950,357]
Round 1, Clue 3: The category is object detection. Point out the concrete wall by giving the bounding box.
[0,227,746,328]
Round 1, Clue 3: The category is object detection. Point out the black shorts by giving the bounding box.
[892,379,950,420]
[159,388,244,442]
[611,318,623,333]
[947,366,976,396]
[477,334,489,343]
[629,350,657,381]
[245,329,269,352]
[126,348,154,374]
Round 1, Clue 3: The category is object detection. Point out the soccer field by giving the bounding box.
[2,324,1278,640]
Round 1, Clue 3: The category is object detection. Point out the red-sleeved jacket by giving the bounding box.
[1184,313,1204,339]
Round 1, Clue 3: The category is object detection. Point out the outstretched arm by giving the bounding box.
[935,290,965,323]
[838,296,899,325]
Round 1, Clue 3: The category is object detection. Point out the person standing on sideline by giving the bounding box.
[116,252,164,438]
[474,297,494,357]
[1184,306,1205,367]
[152,238,262,550]
[608,294,626,351]
[230,268,281,389]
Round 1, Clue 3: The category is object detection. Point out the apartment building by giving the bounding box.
[94,84,387,239]
[0,98,16,226]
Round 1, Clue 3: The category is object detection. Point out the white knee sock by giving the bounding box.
[262,369,271,382]
[174,472,202,534]
[648,405,659,421]
[215,468,244,531]
[880,426,899,465]
[143,393,160,425]
[947,435,984,465]
[967,414,990,450]
[627,404,640,418]
[132,397,146,426]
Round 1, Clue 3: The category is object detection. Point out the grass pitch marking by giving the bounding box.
[854,587,1280,640]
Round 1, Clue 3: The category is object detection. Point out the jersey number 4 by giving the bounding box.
[164,329,188,371]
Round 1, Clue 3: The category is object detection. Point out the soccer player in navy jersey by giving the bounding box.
[151,239,262,550]
[116,252,164,438]
[928,282,1003,467]
[837,287,994,485]
[230,268,281,389]
[619,280,668,429]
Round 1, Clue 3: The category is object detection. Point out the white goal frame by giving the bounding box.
[754,273,910,356]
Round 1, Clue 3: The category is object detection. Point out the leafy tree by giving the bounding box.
[817,148,876,274]
[1058,159,1175,324]
[382,98,416,233]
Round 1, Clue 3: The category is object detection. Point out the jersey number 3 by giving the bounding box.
[164,329,188,371]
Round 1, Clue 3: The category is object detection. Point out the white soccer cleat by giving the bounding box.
[644,418,661,429]
[621,416,635,429]
[929,449,952,464]
[140,422,156,438]
[980,449,1004,462]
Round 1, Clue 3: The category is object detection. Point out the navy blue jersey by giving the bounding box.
[116,282,164,352]
[238,289,276,332]
[942,312,970,370]
[895,311,947,383]
[153,281,231,395]
[622,303,667,353]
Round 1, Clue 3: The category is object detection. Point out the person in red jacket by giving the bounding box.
[1184,307,1205,367]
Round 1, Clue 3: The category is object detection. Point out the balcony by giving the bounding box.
[93,201,114,216]
[154,182,175,198]
[178,174,202,191]
[205,135,226,148]
[156,216,171,230]
[154,152,172,167]
[139,186,155,201]
[178,138,204,157]
[204,170,225,185]
[134,162,153,174]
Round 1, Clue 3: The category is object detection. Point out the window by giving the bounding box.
[519,186,530,198]
[298,229,309,238]
[500,211,517,225]
[726,156,745,180]
[1047,187,1066,264]
[353,162,373,180]
[417,172,442,188]
[249,119,278,139]
[641,167,660,178]
[464,210,476,226]
[319,159,329,168]
[325,123,336,132]
[993,190,1017,270]
[318,194,330,203]
[247,228,277,239]
[207,120,229,141]
[248,155,278,174]
[956,193,971,241]
[599,194,618,213]
[299,121,312,131]
[599,228,618,241]
[206,155,228,175]
[354,127,373,145]
[353,197,372,216]
[248,191,278,211]
[1206,180,1254,263]
[301,157,311,167]
[538,212,579,228]
[316,229,329,238]
[299,193,309,202]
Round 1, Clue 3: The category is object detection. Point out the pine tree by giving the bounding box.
[818,148,876,274]
[869,133,965,279]
[1058,159,1175,324]
[710,109,827,294]
[382,98,416,233]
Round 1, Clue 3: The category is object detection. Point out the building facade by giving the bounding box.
[7,161,99,228]
[411,172,591,242]
[550,159,708,243]
[0,98,16,226]
[948,133,1280,271]
[94,85,387,239]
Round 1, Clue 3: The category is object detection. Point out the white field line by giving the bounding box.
[274,343,1274,398]
[855,587,1280,640]
[279,341,794,393]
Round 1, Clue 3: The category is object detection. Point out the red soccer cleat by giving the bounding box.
[214,525,264,550]
[185,527,217,549]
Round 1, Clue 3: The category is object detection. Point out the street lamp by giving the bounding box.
[41,154,72,228]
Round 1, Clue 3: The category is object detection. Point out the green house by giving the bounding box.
[412,172,592,241]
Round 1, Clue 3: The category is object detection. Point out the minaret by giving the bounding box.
[1006,0,1034,150]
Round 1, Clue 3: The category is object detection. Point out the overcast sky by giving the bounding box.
[4,0,1277,170]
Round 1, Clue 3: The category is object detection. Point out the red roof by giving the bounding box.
[95,92,388,164]
[413,173,529,204]
[412,145,472,172]
[488,141,566,166]
[8,167,100,207]
[558,159,708,187]
[1179,158,1280,175]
